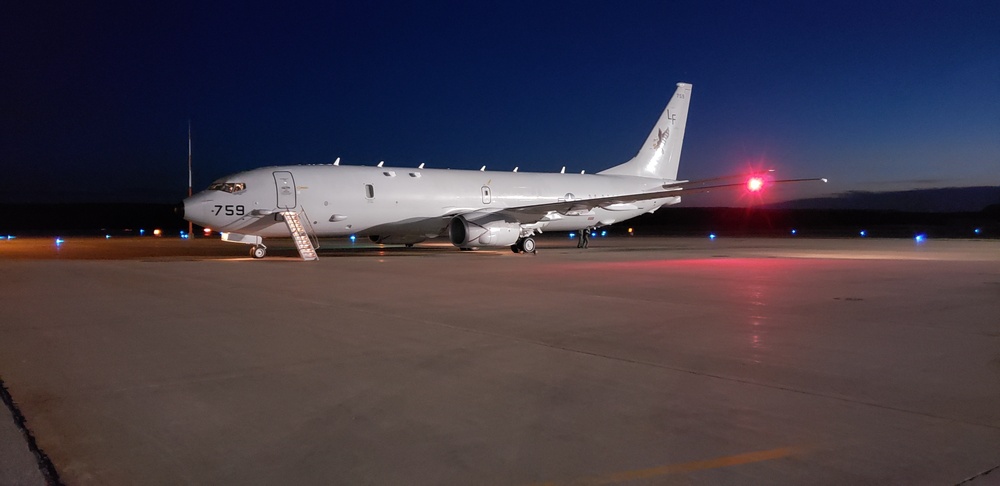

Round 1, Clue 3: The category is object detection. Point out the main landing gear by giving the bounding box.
[250,245,267,259]
[511,237,536,254]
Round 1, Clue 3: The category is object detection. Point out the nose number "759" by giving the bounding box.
[213,205,246,216]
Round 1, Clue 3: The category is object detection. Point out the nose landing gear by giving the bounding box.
[250,245,267,259]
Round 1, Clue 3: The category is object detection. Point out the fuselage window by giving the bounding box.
[364,183,374,199]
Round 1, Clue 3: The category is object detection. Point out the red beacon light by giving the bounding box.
[747,177,764,192]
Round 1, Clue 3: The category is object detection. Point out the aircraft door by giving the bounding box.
[274,171,297,209]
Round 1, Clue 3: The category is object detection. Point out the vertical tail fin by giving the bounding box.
[599,82,692,180]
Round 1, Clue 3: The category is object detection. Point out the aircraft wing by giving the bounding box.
[500,174,827,224]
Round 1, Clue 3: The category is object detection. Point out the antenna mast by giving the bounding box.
[188,120,193,237]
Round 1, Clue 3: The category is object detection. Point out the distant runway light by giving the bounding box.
[859,230,867,237]
[709,233,717,240]
[600,230,607,237]
[139,229,145,236]
[7,235,14,240]
[55,237,64,246]
[747,177,764,192]
[791,229,797,235]
[204,227,212,235]
[974,228,982,235]
[105,235,111,239]
[153,229,162,237]
[349,234,356,243]
[915,234,926,243]
[569,232,576,239]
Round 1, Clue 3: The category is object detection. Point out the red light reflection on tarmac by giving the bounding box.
[544,257,851,364]
[556,257,843,272]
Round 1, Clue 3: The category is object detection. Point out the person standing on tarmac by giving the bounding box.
[580,227,590,249]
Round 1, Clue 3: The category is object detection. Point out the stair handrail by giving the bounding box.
[297,206,321,250]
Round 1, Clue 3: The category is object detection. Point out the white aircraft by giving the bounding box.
[180,83,823,259]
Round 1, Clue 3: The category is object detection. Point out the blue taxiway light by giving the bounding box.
[139,229,145,236]
[709,233,717,240]
[600,230,607,237]
[55,237,65,246]
[105,235,111,239]
[568,232,576,238]
[915,234,926,243]
[974,228,982,235]
[349,235,356,243]
[791,229,797,235]
[859,230,867,237]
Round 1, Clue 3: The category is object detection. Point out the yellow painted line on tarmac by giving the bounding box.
[532,446,800,485]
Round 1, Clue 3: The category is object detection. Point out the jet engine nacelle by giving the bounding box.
[449,213,521,248]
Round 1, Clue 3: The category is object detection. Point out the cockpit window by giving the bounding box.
[207,182,246,193]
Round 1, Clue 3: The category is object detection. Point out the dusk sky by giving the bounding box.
[2,1,998,205]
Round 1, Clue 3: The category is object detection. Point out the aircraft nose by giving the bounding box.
[179,192,216,227]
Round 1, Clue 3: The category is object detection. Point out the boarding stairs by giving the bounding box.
[280,210,318,261]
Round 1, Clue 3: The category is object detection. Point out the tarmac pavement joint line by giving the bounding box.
[0,377,64,485]
[529,446,801,485]
[956,463,1000,485]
